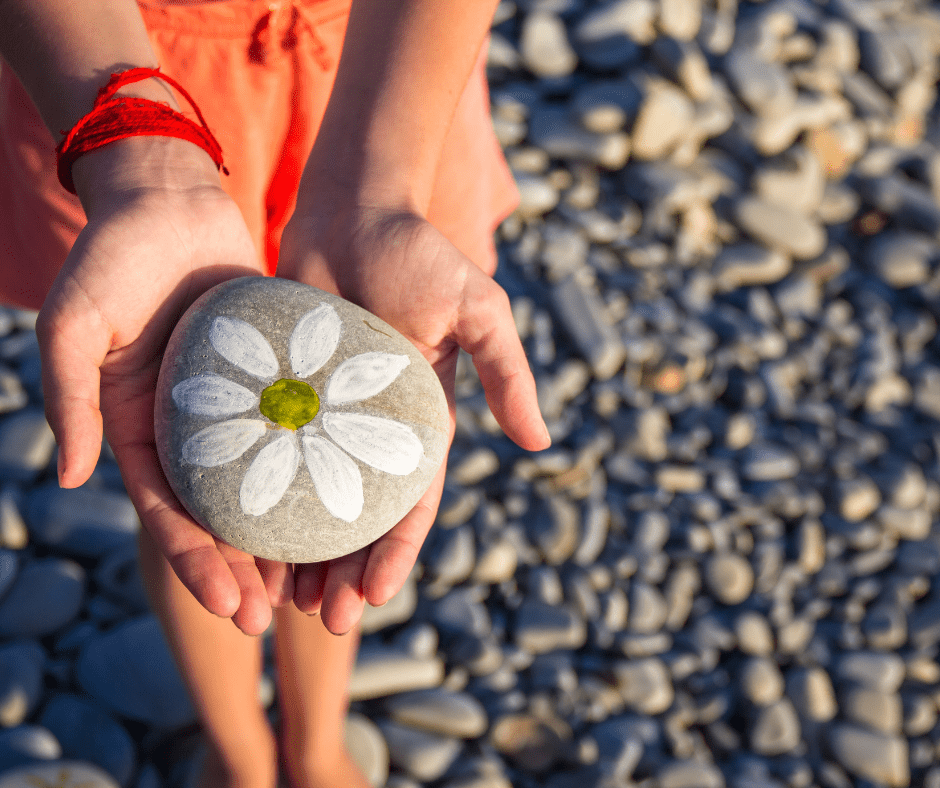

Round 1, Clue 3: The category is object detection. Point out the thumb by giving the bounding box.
[36,290,111,488]
[456,267,550,451]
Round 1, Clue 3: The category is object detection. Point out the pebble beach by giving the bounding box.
[3,0,940,786]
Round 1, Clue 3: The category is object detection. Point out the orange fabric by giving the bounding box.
[0,0,519,310]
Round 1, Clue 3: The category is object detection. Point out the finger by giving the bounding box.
[256,558,295,608]
[36,288,112,489]
[114,439,243,620]
[319,548,368,635]
[293,562,327,615]
[217,541,274,636]
[456,270,551,451]
[362,459,446,607]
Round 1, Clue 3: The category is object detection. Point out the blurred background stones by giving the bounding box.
[3,0,940,786]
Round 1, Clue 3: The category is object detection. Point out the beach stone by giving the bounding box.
[704,552,754,605]
[490,712,570,772]
[528,108,631,170]
[520,12,578,78]
[840,686,903,735]
[833,651,905,693]
[345,713,389,788]
[786,667,837,722]
[514,599,587,654]
[631,80,695,160]
[628,581,668,634]
[0,641,45,728]
[39,694,136,787]
[360,572,418,635]
[612,657,674,714]
[0,762,119,788]
[0,726,60,769]
[349,644,445,701]
[0,548,16,602]
[94,544,150,614]
[714,244,791,292]
[735,612,774,656]
[379,721,462,782]
[572,80,642,133]
[750,699,801,757]
[572,1,648,69]
[828,724,909,787]
[658,760,724,788]
[76,616,196,728]
[740,657,785,706]
[385,689,488,739]
[155,277,449,563]
[0,490,27,550]
[0,410,54,483]
[0,558,85,638]
[866,231,934,288]
[741,444,800,481]
[26,486,140,558]
[733,197,828,260]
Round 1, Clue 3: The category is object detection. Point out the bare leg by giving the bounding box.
[138,529,278,788]
[274,604,371,788]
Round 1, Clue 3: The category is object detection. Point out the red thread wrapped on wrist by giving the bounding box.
[55,67,229,194]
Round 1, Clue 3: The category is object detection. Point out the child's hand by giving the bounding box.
[37,137,290,635]
[277,200,550,635]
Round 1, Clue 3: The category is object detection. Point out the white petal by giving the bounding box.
[326,353,411,405]
[290,305,342,378]
[239,434,301,516]
[172,375,258,417]
[181,420,267,467]
[322,412,422,475]
[302,436,363,522]
[210,316,279,380]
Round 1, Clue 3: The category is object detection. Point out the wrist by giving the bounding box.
[71,135,224,216]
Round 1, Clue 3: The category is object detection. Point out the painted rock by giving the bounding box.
[154,277,449,563]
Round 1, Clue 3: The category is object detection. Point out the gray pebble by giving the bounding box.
[612,657,674,714]
[0,762,119,788]
[349,643,445,701]
[385,688,488,739]
[704,552,754,605]
[76,616,196,728]
[520,12,578,78]
[39,694,136,787]
[827,723,909,787]
[840,685,903,735]
[0,410,54,483]
[0,641,45,728]
[379,720,462,782]
[514,599,587,653]
[0,725,60,769]
[786,667,838,722]
[26,486,140,558]
[740,657,785,706]
[749,699,801,756]
[0,558,85,638]
[344,713,390,788]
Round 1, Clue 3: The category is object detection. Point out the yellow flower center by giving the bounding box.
[259,379,320,430]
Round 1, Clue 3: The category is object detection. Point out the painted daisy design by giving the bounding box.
[171,304,423,522]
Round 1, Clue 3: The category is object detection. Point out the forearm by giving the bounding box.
[302,0,499,215]
[0,0,172,135]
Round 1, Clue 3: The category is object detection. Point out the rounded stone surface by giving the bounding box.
[155,277,449,563]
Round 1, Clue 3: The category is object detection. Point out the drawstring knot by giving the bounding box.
[248,4,332,70]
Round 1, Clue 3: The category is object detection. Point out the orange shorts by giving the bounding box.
[0,0,518,310]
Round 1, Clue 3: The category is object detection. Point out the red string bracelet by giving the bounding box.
[55,67,229,194]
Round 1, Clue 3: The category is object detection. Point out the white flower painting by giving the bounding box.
[171,304,423,522]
